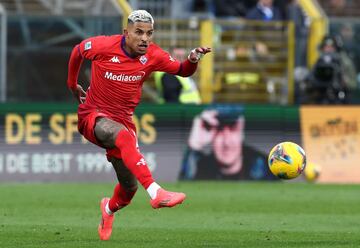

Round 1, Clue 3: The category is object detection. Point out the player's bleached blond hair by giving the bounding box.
[128,10,154,25]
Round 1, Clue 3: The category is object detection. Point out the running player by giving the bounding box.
[66,10,211,240]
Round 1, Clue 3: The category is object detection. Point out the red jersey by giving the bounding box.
[78,35,181,121]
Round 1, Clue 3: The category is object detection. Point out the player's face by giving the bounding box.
[124,22,154,56]
[213,120,243,167]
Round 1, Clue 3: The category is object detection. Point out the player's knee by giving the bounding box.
[94,118,122,147]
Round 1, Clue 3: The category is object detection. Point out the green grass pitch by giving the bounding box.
[0,182,359,248]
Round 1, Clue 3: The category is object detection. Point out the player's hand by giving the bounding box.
[71,84,87,104]
[188,47,212,63]
[188,110,218,151]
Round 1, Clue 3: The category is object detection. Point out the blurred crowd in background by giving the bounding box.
[160,0,360,104]
[1,0,360,105]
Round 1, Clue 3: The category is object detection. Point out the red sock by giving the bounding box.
[115,129,154,189]
[108,183,136,212]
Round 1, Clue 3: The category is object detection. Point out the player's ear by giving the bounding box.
[124,28,129,38]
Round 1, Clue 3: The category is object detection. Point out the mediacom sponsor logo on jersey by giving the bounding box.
[104,71,146,82]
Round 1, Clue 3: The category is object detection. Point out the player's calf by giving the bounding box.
[108,183,137,213]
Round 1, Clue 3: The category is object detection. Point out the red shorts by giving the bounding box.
[77,103,138,160]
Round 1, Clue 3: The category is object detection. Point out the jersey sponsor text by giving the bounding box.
[104,71,145,82]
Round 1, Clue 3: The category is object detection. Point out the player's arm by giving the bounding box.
[154,46,211,77]
[67,36,104,103]
[177,47,212,77]
[67,44,86,103]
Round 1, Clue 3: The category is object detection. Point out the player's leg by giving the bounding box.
[94,117,154,188]
[98,158,137,240]
[108,157,138,213]
[94,117,186,209]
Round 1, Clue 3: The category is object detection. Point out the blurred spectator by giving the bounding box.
[246,0,282,21]
[287,0,310,68]
[338,24,360,90]
[304,35,356,104]
[286,0,310,103]
[339,23,360,73]
[245,0,283,57]
[154,47,202,104]
[180,106,278,180]
[339,23,355,54]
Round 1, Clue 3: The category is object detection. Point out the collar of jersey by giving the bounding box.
[121,36,138,59]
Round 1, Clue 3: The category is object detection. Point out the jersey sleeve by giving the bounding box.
[153,46,181,74]
[78,36,106,61]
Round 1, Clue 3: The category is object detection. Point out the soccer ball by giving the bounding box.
[304,162,321,182]
[268,142,306,179]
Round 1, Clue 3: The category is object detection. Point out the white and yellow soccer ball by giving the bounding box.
[268,142,306,179]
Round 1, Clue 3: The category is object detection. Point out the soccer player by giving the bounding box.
[66,10,211,240]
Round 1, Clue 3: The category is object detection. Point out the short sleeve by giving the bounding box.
[153,46,181,74]
[78,36,106,60]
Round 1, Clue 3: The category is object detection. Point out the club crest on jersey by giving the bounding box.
[169,55,175,62]
[139,55,148,65]
[84,41,92,50]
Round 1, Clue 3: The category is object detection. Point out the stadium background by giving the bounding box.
[0,0,360,247]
